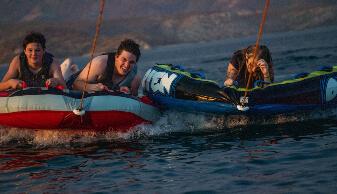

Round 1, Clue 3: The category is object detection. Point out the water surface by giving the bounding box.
[1,26,337,193]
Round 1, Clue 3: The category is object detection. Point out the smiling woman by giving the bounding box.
[0,32,66,91]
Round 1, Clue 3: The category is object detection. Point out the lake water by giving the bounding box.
[1,25,337,193]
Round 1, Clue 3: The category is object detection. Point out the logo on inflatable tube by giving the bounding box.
[325,77,337,102]
[142,68,179,95]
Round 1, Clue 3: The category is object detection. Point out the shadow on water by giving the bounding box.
[0,138,144,173]
[223,118,335,141]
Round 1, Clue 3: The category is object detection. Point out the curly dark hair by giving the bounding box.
[22,32,46,50]
[116,39,141,62]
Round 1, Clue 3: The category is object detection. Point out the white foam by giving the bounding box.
[1,107,337,146]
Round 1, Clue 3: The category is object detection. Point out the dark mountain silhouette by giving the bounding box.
[0,0,337,64]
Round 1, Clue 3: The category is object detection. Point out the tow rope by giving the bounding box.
[73,0,105,116]
[238,0,270,111]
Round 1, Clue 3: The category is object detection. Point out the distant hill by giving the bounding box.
[0,0,337,64]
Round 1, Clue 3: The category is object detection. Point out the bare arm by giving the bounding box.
[0,56,23,91]
[2,56,20,82]
[256,59,273,83]
[47,62,67,88]
[0,79,23,91]
[224,63,238,86]
[268,62,275,82]
[119,75,141,96]
[72,56,107,92]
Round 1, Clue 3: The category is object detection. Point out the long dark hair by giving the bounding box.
[238,45,273,87]
[244,45,272,63]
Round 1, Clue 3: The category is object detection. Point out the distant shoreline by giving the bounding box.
[1,24,336,71]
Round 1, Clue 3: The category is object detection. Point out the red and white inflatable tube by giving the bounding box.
[0,88,160,132]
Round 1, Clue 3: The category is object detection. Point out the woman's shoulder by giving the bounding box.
[12,54,21,61]
[9,55,21,67]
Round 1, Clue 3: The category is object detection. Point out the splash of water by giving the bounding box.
[1,107,337,146]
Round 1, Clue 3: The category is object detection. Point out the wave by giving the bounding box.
[2,106,337,146]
